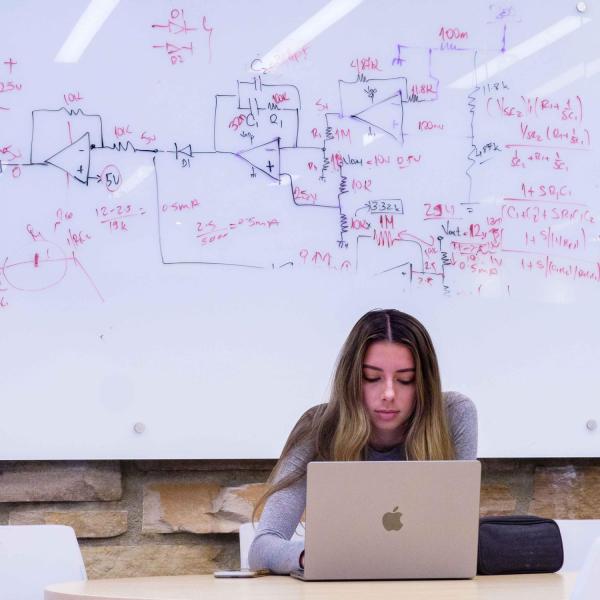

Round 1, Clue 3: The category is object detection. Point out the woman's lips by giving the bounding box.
[375,410,400,421]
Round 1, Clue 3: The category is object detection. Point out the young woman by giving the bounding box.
[248,309,477,574]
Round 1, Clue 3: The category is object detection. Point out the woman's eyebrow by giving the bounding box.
[362,364,416,373]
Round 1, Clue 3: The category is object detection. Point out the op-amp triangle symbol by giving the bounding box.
[352,93,404,141]
[44,132,91,185]
[236,138,280,181]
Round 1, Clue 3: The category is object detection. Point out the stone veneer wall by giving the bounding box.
[1,459,599,579]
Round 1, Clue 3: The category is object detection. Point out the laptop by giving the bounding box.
[291,460,481,581]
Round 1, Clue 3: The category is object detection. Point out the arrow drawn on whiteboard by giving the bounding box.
[397,230,435,247]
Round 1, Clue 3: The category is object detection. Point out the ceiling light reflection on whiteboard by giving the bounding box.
[449,16,590,89]
[528,56,600,97]
[362,132,386,146]
[254,0,364,73]
[112,165,155,200]
[55,0,121,63]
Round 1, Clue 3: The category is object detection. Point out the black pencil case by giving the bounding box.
[477,515,564,575]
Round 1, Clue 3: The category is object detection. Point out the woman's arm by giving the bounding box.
[444,391,478,460]
[247,441,311,573]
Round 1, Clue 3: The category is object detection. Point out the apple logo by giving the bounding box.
[382,506,403,531]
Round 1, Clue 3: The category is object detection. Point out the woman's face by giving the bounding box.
[361,341,417,447]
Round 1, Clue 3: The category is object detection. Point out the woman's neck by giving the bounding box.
[369,430,405,451]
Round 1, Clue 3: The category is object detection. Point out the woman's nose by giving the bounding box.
[382,378,395,400]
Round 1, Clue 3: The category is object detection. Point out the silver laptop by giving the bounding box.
[291,460,481,581]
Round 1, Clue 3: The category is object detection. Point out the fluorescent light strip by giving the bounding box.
[528,56,600,97]
[55,0,121,63]
[256,0,363,72]
[449,16,591,89]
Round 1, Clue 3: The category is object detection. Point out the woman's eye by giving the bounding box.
[397,379,415,385]
[362,375,379,382]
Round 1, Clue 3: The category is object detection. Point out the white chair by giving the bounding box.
[571,537,600,600]
[0,525,87,600]
[239,522,304,570]
[556,520,600,572]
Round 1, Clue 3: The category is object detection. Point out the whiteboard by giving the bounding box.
[0,0,598,458]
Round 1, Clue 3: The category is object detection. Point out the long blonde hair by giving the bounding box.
[253,309,455,520]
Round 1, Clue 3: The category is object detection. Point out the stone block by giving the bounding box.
[0,462,121,502]
[215,483,267,521]
[9,509,128,538]
[480,483,517,516]
[529,465,600,519]
[143,482,267,534]
[81,543,234,579]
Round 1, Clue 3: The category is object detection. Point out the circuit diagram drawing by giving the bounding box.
[1,1,598,311]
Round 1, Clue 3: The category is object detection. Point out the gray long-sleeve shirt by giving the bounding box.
[248,391,478,574]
